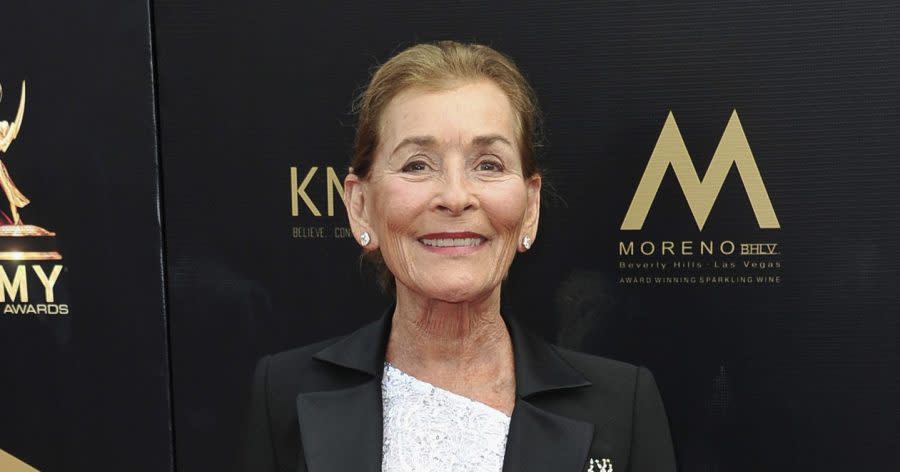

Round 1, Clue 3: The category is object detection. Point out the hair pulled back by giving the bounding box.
[350,40,543,293]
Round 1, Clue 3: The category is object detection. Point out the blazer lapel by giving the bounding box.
[296,379,383,472]
[294,308,597,471]
[503,399,595,472]
[295,309,393,472]
[503,315,596,471]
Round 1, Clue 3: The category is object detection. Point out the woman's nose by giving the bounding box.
[435,167,478,215]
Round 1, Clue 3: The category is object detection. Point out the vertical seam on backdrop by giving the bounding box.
[145,0,177,470]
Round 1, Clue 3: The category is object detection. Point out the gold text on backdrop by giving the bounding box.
[290,166,345,217]
[0,264,63,303]
[621,110,779,231]
[0,80,68,314]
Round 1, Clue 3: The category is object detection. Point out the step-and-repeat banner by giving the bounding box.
[3,1,898,471]
[154,1,898,471]
[0,1,171,471]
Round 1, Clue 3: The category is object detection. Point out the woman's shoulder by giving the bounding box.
[553,345,637,374]
[264,335,344,369]
[252,332,368,400]
[550,345,660,397]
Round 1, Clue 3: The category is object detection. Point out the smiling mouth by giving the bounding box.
[418,232,487,249]
[420,237,484,247]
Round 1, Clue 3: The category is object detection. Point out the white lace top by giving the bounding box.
[381,362,511,472]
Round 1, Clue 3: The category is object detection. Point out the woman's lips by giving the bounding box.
[418,232,487,255]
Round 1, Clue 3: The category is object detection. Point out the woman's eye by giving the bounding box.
[401,160,429,173]
[477,160,503,172]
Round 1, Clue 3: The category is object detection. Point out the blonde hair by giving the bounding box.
[350,41,543,293]
[351,40,542,179]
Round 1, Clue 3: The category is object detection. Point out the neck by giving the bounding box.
[385,283,513,375]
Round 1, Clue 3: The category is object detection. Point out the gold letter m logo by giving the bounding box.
[621,110,780,231]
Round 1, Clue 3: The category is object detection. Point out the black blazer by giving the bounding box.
[242,310,676,472]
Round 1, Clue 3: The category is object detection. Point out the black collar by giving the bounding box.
[312,306,591,398]
[300,307,597,472]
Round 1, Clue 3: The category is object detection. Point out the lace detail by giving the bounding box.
[381,362,511,472]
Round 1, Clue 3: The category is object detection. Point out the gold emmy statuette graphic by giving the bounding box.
[0,81,62,260]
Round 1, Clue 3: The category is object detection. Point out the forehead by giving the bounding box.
[378,81,518,150]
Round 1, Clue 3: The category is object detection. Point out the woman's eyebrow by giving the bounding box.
[390,135,437,156]
[471,134,513,148]
[389,134,512,157]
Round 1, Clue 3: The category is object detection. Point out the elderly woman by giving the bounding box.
[243,41,675,472]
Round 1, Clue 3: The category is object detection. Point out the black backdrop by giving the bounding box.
[0,1,170,471]
[1,1,898,471]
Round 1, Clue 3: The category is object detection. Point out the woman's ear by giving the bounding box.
[520,174,542,252]
[344,172,377,249]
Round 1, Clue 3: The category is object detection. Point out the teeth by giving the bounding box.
[421,238,483,247]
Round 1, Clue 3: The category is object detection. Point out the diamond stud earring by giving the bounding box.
[522,236,532,250]
[360,232,371,247]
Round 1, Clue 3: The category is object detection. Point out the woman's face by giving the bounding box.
[346,80,541,303]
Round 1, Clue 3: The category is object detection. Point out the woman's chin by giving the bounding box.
[417,281,495,304]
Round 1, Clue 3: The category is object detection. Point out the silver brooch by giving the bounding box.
[587,458,613,472]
